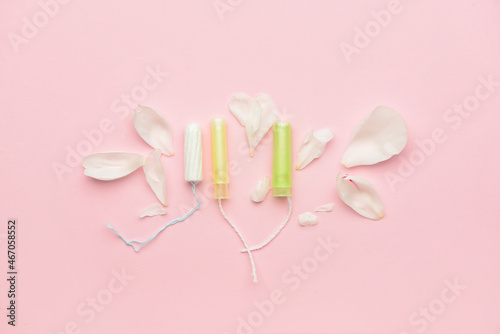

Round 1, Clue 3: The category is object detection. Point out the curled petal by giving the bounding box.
[315,203,335,212]
[229,93,279,157]
[82,152,145,180]
[251,176,271,202]
[336,173,384,220]
[298,212,318,226]
[144,149,167,206]
[140,204,168,218]
[341,106,408,167]
[134,105,174,156]
[296,128,334,170]
[254,94,280,148]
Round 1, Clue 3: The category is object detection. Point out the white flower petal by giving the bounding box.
[315,203,336,212]
[228,92,252,126]
[336,173,384,220]
[296,128,334,170]
[143,149,167,206]
[82,152,145,180]
[314,128,334,142]
[252,94,278,153]
[251,176,271,202]
[303,129,314,144]
[298,212,318,226]
[247,100,262,135]
[341,106,407,167]
[133,105,174,156]
[229,92,278,157]
[139,204,168,218]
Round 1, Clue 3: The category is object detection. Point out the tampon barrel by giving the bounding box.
[272,120,292,197]
[211,117,229,199]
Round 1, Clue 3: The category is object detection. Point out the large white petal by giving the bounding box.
[341,106,408,167]
[296,128,334,170]
[82,152,145,180]
[251,176,271,202]
[336,173,384,220]
[143,149,167,206]
[229,92,278,157]
[139,203,168,218]
[133,105,174,156]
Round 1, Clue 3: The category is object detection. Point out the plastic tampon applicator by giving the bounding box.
[211,117,258,282]
[272,120,292,197]
[211,118,229,199]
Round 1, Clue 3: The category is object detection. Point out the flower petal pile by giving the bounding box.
[82,105,173,213]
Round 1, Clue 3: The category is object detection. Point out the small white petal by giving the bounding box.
[82,152,145,180]
[134,105,174,156]
[139,204,168,218]
[296,128,334,170]
[144,149,167,206]
[315,203,336,212]
[298,212,318,226]
[229,92,278,157]
[314,128,334,142]
[251,176,271,202]
[336,173,384,220]
[341,106,407,167]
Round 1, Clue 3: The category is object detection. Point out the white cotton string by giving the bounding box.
[106,182,201,252]
[240,196,292,252]
[218,199,258,283]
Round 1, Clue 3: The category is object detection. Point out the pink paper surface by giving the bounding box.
[1,1,500,333]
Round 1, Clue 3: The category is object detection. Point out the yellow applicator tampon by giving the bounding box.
[211,117,257,282]
[211,117,229,199]
[272,120,292,197]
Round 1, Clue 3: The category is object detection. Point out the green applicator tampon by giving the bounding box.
[272,120,292,197]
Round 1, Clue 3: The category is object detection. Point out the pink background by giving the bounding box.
[1,0,500,333]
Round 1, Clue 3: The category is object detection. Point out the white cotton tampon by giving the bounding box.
[184,123,203,182]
